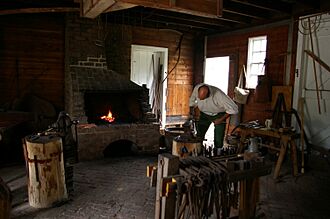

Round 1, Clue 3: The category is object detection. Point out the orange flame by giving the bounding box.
[100,110,115,123]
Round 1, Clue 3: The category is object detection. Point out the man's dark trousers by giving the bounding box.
[196,111,226,148]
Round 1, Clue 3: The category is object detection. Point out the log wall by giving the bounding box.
[105,25,195,118]
[206,24,290,123]
[132,27,194,117]
[0,14,65,110]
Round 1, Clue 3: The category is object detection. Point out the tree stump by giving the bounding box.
[24,134,68,208]
[0,177,11,219]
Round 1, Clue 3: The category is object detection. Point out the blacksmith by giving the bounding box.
[189,83,238,148]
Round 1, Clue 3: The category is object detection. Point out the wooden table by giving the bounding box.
[238,127,298,179]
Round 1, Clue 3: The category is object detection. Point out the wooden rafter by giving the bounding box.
[0,7,78,15]
[81,0,223,19]
[223,0,269,20]
[230,0,291,14]
[82,0,115,18]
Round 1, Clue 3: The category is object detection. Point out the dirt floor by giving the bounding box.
[1,151,330,219]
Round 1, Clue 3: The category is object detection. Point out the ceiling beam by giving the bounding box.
[81,0,223,19]
[229,0,292,14]
[106,13,222,33]
[105,2,136,12]
[142,14,225,30]
[0,7,78,15]
[218,12,250,24]
[116,0,222,18]
[82,0,116,18]
[133,8,230,28]
[223,0,269,20]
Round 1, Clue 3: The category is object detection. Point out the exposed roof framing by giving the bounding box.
[229,0,292,14]
[0,0,329,35]
[0,0,79,11]
[222,1,271,20]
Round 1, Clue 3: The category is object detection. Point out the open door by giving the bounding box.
[203,56,230,147]
[293,13,330,150]
[131,45,168,128]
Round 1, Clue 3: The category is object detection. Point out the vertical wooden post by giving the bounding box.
[238,130,248,153]
[299,97,305,173]
[161,154,179,219]
[273,136,289,179]
[155,155,164,219]
[0,177,11,219]
[239,178,259,219]
[154,153,179,219]
[290,139,298,176]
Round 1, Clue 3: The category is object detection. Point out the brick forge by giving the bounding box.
[66,56,160,160]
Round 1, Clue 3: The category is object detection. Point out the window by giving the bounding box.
[246,36,267,88]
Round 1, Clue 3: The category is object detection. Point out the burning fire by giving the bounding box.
[100,110,115,123]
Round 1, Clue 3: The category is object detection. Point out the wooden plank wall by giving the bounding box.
[206,25,290,123]
[0,14,65,110]
[132,27,194,116]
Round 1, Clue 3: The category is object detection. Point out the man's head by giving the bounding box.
[198,85,210,100]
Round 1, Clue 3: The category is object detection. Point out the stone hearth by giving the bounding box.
[77,123,159,160]
[66,56,160,160]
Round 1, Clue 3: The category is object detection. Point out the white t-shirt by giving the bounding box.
[189,83,238,116]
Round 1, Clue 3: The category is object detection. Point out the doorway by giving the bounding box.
[204,56,230,148]
[293,13,330,150]
[131,45,168,128]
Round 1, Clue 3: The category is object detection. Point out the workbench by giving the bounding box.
[151,153,272,219]
[238,126,299,179]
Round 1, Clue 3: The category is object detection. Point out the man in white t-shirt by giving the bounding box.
[189,83,238,148]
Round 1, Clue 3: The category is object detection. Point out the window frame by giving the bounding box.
[246,35,267,89]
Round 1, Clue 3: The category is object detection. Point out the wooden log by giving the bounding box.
[24,135,68,208]
[0,177,11,219]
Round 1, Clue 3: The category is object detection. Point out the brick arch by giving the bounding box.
[102,139,140,157]
[77,124,160,160]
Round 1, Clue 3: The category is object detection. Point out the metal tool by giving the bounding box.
[183,118,198,138]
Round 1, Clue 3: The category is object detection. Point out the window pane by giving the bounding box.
[253,40,261,51]
[246,35,267,88]
[252,52,265,63]
[257,64,264,75]
[261,39,267,50]
[250,64,259,74]
[247,74,258,88]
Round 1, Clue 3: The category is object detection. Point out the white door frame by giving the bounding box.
[131,45,168,128]
[293,13,330,149]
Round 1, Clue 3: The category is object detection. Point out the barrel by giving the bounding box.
[24,134,68,208]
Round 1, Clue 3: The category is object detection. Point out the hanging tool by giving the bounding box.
[304,50,330,74]
[308,17,322,114]
[299,97,305,174]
